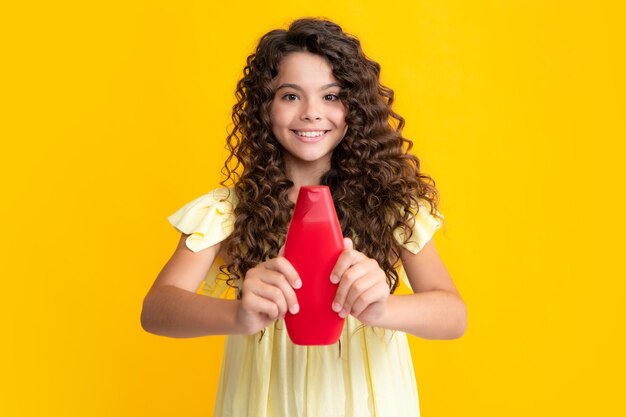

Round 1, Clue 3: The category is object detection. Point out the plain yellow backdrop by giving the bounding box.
[2,1,625,416]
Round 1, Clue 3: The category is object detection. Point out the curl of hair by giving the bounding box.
[219,17,440,296]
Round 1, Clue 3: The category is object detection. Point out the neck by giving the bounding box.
[283,156,331,203]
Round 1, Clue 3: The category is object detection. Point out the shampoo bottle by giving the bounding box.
[283,185,345,345]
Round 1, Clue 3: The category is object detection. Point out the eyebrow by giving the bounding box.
[275,82,342,92]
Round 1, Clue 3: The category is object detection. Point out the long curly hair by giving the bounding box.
[219,17,440,296]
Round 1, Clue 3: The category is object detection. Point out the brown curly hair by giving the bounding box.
[219,17,440,296]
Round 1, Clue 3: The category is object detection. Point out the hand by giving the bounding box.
[235,246,302,335]
[330,238,390,326]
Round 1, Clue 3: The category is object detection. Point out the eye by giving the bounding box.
[324,94,339,101]
[282,93,298,101]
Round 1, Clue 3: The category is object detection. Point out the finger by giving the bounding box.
[343,237,353,250]
[249,280,289,318]
[341,270,381,316]
[331,259,371,315]
[258,269,300,315]
[330,246,367,285]
[266,257,302,290]
[278,244,285,257]
[349,282,388,317]
[243,292,280,321]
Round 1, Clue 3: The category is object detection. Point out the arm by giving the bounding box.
[331,238,467,340]
[376,239,467,339]
[141,233,301,338]
[140,233,244,338]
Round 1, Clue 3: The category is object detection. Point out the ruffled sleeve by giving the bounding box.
[167,187,238,252]
[393,198,445,254]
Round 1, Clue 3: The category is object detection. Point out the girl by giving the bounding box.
[142,17,467,417]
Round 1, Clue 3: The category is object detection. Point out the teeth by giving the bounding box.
[294,130,327,137]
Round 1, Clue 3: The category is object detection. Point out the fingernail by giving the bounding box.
[294,279,302,289]
[332,302,342,312]
[339,309,347,318]
[290,304,300,315]
[330,274,339,284]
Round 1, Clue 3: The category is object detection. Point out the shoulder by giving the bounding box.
[392,197,445,255]
[166,187,238,253]
[168,187,238,219]
[171,187,238,210]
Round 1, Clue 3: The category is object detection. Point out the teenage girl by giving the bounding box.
[141,17,467,417]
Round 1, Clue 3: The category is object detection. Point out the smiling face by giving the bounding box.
[269,52,348,174]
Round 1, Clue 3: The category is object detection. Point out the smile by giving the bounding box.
[290,130,330,143]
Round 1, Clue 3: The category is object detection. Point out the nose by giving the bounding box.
[300,99,322,121]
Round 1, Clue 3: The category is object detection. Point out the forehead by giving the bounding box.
[273,52,337,85]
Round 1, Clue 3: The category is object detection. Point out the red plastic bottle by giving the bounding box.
[283,186,345,345]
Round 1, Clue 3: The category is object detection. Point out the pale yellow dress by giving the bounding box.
[167,187,445,417]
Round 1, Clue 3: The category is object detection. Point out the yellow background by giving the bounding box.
[3,1,625,415]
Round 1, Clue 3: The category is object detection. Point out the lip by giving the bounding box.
[290,129,330,143]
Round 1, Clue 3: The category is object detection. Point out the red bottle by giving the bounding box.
[283,186,345,345]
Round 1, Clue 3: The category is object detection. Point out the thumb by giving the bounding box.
[278,244,286,257]
[343,237,353,250]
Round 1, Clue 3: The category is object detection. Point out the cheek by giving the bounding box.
[269,105,292,128]
[268,102,277,124]
[332,109,347,126]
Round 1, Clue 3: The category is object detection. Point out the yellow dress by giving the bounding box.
[167,187,445,417]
